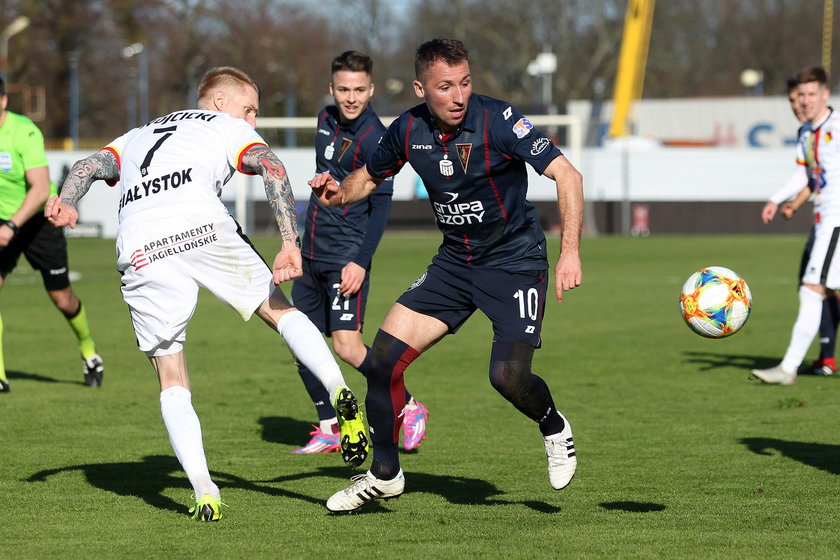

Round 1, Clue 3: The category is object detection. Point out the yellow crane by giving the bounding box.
[609,0,655,138]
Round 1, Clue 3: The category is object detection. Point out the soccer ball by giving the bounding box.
[679,266,752,338]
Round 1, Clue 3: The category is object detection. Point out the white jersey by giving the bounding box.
[104,110,274,355]
[797,108,840,226]
[105,109,267,226]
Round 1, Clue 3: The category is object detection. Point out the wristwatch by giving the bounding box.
[2,219,18,235]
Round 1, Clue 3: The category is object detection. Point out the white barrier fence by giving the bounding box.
[47,143,795,238]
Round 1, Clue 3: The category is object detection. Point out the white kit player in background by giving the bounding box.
[752,66,840,386]
[44,66,369,521]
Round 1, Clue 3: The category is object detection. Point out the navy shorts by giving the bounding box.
[0,213,71,291]
[397,261,548,347]
[291,258,369,335]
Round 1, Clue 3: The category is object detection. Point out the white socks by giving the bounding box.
[320,418,338,434]
[781,286,824,373]
[160,386,219,499]
[277,310,345,397]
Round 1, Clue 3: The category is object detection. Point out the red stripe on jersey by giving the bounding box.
[353,125,376,170]
[353,292,363,330]
[102,146,120,167]
[236,142,268,175]
[102,146,121,186]
[382,160,405,177]
[463,234,473,265]
[813,127,823,224]
[440,133,452,180]
[483,109,508,221]
[404,115,414,162]
[814,128,822,170]
[308,205,318,259]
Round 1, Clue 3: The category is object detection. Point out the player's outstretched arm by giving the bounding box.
[45,149,119,229]
[780,185,812,219]
[764,166,809,223]
[240,144,303,284]
[308,165,382,208]
[544,155,583,302]
[761,201,778,223]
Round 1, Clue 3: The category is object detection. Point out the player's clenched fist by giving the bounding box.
[554,252,582,302]
[272,242,303,285]
[44,195,78,228]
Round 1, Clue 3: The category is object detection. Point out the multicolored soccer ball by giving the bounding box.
[679,266,752,338]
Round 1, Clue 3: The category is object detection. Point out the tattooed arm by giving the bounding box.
[240,144,303,284]
[241,144,299,246]
[44,150,120,229]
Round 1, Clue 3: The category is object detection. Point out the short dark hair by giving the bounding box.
[797,66,829,87]
[331,51,373,75]
[0,78,5,96]
[786,77,799,94]
[414,38,469,81]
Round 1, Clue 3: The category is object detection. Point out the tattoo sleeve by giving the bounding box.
[60,150,120,207]
[241,145,300,246]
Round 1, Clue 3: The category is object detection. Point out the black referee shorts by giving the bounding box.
[0,213,71,291]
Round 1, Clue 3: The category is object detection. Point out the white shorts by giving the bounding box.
[116,210,274,355]
[801,223,840,289]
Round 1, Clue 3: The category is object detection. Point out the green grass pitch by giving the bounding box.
[2,232,839,558]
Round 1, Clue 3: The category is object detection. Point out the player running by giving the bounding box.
[753,66,840,385]
[310,39,583,513]
[292,51,428,455]
[45,66,368,521]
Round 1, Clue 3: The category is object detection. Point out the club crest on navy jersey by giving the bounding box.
[456,143,472,173]
[324,143,335,160]
[338,138,353,160]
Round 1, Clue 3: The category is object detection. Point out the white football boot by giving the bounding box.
[751,364,796,386]
[326,469,405,513]
[544,412,577,490]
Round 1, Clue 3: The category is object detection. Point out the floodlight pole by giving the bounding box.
[69,50,80,149]
[824,0,834,77]
[0,16,30,85]
[122,43,148,127]
[527,49,557,116]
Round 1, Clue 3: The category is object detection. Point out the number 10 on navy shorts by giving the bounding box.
[397,261,548,347]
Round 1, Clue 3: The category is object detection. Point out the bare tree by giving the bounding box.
[647,0,830,97]
[1,0,838,142]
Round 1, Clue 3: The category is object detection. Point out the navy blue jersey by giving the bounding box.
[367,93,562,271]
[302,105,394,267]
